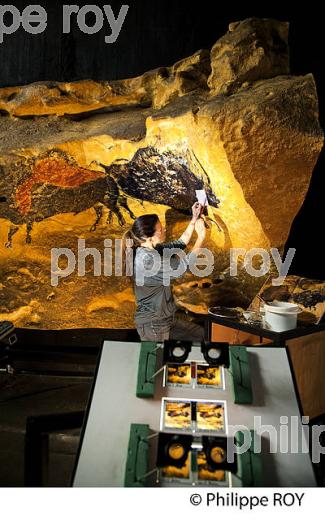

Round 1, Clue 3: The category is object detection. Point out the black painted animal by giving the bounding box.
[0,147,220,247]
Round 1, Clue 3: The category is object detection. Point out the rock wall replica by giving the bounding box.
[0,18,323,329]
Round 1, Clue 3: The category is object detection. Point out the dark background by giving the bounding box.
[1,0,324,279]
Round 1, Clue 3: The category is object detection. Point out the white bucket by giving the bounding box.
[263,301,302,332]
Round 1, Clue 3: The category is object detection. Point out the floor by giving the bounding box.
[0,327,139,487]
[0,372,92,486]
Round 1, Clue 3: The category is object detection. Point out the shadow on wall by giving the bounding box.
[165,207,233,250]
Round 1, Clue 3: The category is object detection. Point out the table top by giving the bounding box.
[73,341,316,487]
[206,313,325,345]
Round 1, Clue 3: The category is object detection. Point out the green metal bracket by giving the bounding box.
[124,426,262,487]
[124,423,150,487]
[136,341,158,398]
[228,346,253,404]
[236,430,263,486]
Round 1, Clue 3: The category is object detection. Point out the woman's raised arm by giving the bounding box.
[179,202,202,245]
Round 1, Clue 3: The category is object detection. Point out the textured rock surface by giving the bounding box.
[208,18,290,95]
[0,18,323,329]
[0,49,210,117]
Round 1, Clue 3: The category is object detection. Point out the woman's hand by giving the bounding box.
[195,218,206,238]
[191,202,202,223]
[179,203,203,246]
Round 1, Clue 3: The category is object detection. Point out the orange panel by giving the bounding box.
[288,331,325,419]
[211,323,271,345]
[211,323,325,419]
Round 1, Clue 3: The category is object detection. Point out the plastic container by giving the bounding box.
[263,301,301,332]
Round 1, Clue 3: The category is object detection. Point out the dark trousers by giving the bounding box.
[136,316,204,342]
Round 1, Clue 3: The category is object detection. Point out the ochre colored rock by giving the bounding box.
[0,18,323,329]
[149,49,211,109]
[0,49,210,117]
[197,73,322,249]
[208,18,290,95]
[0,77,152,117]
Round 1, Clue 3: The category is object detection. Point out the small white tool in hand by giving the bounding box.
[195,189,209,207]
[195,189,222,232]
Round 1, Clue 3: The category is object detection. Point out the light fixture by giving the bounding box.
[201,341,229,367]
[156,433,193,469]
[202,436,237,473]
[163,340,192,364]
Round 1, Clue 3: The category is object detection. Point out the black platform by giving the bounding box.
[205,315,325,347]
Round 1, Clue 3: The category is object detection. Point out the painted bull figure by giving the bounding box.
[0,146,220,247]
